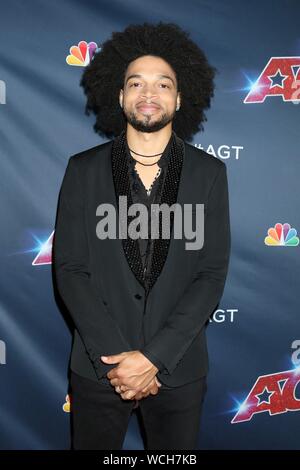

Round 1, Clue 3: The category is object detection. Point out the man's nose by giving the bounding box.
[140,85,157,99]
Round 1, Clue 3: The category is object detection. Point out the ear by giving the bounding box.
[119,89,123,108]
[177,91,181,109]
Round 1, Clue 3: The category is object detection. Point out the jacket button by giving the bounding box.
[134,294,142,300]
[102,300,107,305]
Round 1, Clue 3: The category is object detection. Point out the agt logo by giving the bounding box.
[244,56,300,103]
[264,223,299,247]
[194,143,244,160]
[231,341,300,424]
[209,309,238,323]
[66,41,100,66]
[32,231,54,265]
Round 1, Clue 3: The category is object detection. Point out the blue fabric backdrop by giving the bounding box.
[1,0,299,449]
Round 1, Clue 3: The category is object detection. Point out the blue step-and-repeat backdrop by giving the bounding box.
[1,0,299,450]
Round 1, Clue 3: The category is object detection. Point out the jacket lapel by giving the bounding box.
[111,130,184,295]
[111,131,145,288]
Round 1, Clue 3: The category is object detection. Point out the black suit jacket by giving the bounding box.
[53,132,231,387]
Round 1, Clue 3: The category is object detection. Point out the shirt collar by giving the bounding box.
[125,130,174,169]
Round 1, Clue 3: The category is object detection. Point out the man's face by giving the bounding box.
[119,55,180,133]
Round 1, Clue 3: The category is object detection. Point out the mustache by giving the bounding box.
[136,101,161,108]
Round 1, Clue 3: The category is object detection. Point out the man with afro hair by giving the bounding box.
[54,21,231,450]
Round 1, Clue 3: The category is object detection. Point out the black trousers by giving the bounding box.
[70,371,207,450]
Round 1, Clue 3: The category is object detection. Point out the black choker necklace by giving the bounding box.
[128,147,163,157]
[128,148,163,167]
[133,160,160,167]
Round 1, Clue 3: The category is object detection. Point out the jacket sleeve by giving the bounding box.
[140,348,167,374]
[53,156,131,380]
[141,162,231,376]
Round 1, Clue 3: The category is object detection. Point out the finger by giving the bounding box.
[110,379,119,387]
[101,354,124,364]
[155,377,162,387]
[121,390,136,400]
[107,370,118,380]
[115,385,130,394]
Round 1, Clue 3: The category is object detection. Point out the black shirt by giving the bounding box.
[124,132,174,374]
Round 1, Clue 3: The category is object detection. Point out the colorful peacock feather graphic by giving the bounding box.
[62,394,71,413]
[66,41,98,66]
[264,223,299,246]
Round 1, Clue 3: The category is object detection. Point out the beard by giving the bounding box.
[123,106,176,133]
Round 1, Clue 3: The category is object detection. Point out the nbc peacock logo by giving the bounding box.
[66,41,99,66]
[264,223,299,246]
[62,394,71,413]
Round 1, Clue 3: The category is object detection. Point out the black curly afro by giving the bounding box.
[80,21,218,142]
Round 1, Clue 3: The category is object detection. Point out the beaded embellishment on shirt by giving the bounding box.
[111,129,184,294]
[134,165,162,196]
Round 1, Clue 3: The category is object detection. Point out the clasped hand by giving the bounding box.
[101,350,162,400]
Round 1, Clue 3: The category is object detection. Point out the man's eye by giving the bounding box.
[129,82,170,88]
